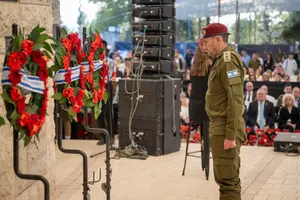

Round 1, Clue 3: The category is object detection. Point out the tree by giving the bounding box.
[282,11,300,44]
[77,7,87,35]
[89,0,131,32]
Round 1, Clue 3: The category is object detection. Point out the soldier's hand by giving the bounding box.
[224,139,236,150]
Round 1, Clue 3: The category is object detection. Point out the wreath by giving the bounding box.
[51,28,108,120]
[1,25,53,146]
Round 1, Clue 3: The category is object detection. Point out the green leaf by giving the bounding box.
[94,101,102,120]
[48,68,54,78]
[43,50,52,59]
[52,93,63,100]
[55,54,63,67]
[24,135,32,147]
[36,133,40,142]
[26,104,39,114]
[28,25,41,43]
[37,34,54,44]
[104,91,109,104]
[0,116,5,126]
[60,97,68,104]
[10,109,20,125]
[60,28,68,38]
[2,92,15,105]
[71,54,77,62]
[13,34,23,52]
[33,43,44,51]
[83,97,94,107]
[43,42,53,55]
[33,139,39,150]
[68,107,76,118]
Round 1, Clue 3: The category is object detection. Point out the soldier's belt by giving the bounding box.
[210,117,226,122]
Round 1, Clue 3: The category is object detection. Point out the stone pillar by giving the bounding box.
[0,0,60,199]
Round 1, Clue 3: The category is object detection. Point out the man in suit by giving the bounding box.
[244,81,255,110]
[293,87,300,109]
[247,89,276,132]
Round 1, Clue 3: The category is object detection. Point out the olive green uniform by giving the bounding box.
[248,59,260,71]
[205,46,246,200]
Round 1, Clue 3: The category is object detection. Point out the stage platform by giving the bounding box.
[55,141,300,200]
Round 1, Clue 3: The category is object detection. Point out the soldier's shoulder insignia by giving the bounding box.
[224,51,231,62]
[227,69,238,79]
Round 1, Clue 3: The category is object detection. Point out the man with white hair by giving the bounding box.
[260,85,276,105]
[244,81,255,110]
[247,88,276,132]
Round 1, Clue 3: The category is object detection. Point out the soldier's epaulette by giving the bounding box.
[223,51,231,62]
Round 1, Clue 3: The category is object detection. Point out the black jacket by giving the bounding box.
[247,100,276,128]
[189,75,209,122]
[278,106,300,127]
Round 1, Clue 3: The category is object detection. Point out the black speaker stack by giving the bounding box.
[118,77,181,156]
[131,0,176,75]
[118,0,180,156]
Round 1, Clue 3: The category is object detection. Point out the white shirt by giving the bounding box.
[283,58,297,76]
[245,91,254,110]
[256,100,266,127]
[266,95,276,105]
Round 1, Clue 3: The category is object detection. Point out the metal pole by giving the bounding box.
[235,0,239,44]
[218,0,221,22]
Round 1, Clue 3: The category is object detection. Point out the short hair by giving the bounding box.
[284,83,292,88]
[282,94,295,107]
[221,34,229,43]
[256,88,266,96]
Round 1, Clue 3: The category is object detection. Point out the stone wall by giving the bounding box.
[0,0,60,199]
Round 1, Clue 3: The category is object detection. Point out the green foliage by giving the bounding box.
[89,0,131,33]
[0,116,5,126]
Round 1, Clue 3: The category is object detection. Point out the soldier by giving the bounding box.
[199,23,246,200]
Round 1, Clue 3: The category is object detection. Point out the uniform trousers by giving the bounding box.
[210,118,245,200]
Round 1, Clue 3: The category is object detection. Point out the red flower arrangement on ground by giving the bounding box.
[2,25,53,146]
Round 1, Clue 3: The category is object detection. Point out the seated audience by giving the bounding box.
[244,81,255,110]
[263,53,274,71]
[260,85,276,105]
[247,89,276,131]
[276,83,293,107]
[278,94,300,132]
[293,87,300,108]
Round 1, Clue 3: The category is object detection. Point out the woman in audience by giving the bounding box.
[180,92,189,124]
[283,74,291,82]
[278,94,300,132]
[260,72,269,82]
[264,53,274,71]
[272,74,282,82]
[249,74,256,81]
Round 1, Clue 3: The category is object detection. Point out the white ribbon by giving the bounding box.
[54,61,103,85]
[2,67,45,94]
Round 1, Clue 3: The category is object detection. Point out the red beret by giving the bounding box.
[201,23,229,38]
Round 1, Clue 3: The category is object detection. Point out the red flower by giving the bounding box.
[32,50,47,68]
[64,70,72,84]
[98,89,105,101]
[18,112,30,127]
[21,40,34,55]
[8,70,22,85]
[10,86,23,102]
[62,38,72,52]
[62,87,75,98]
[27,114,41,137]
[38,66,48,81]
[85,72,93,84]
[69,96,76,104]
[72,103,81,113]
[92,92,99,104]
[16,97,26,114]
[78,89,85,99]
[99,78,105,88]
[8,52,27,70]
[63,54,71,70]
[39,108,46,117]
[77,114,84,124]
[100,52,105,61]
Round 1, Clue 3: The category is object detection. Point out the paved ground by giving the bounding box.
[55,141,300,200]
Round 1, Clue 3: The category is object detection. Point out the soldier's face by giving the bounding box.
[202,37,218,57]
